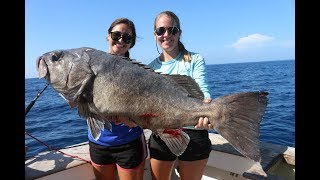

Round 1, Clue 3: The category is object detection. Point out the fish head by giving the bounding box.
[36,47,94,107]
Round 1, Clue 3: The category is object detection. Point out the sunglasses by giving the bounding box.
[155,26,180,36]
[110,31,133,44]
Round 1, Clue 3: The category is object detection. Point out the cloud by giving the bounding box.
[230,33,274,51]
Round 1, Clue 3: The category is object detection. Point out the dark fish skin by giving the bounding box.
[36,47,268,162]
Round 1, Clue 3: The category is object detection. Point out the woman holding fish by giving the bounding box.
[147,11,213,180]
[88,18,147,180]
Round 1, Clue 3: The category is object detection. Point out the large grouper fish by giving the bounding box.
[36,47,268,162]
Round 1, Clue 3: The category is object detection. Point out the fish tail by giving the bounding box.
[212,91,268,162]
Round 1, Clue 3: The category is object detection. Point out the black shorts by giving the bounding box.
[149,129,211,161]
[89,134,147,169]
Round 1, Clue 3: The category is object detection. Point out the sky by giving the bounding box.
[25,0,295,79]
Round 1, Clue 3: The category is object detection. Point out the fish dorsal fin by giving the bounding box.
[164,74,204,100]
[123,57,156,72]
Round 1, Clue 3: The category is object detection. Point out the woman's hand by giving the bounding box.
[194,97,213,130]
[203,98,212,103]
[194,117,213,130]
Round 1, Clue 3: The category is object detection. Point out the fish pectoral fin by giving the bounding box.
[157,129,190,156]
[58,93,77,108]
[87,117,109,140]
[103,119,112,132]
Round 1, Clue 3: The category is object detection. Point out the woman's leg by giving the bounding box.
[150,158,175,180]
[117,134,147,180]
[149,132,178,180]
[91,162,117,180]
[178,158,208,180]
[176,129,211,180]
[117,159,146,180]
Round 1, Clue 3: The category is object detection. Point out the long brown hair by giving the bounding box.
[108,18,136,58]
[154,11,191,62]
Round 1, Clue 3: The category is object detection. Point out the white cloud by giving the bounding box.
[230,33,274,51]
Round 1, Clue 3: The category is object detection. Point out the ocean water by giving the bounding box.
[25,60,295,159]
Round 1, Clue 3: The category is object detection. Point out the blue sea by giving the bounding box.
[25,60,295,159]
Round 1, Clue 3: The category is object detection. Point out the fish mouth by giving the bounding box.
[37,56,49,79]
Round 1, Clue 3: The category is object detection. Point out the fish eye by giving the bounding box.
[51,51,63,61]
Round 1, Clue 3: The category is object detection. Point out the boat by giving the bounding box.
[25,129,295,180]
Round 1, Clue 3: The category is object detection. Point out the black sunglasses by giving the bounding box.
[155,26,180,36]
[110,31,133,44]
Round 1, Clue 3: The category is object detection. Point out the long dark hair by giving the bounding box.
[154,11,191,62]
[108,18,136,58]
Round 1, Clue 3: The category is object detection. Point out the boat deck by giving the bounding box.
[25,129,294,180]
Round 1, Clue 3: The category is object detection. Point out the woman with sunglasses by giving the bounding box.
[88,18,147,180]
[148,11,213,180]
